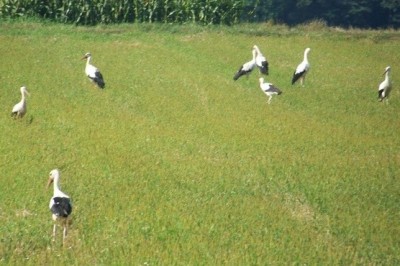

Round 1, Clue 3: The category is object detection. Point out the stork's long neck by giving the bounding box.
[303,50,309,62]
[53,176,62,195]
[86,56,92,66]
[385,71,390,82]
[20,90,26,102]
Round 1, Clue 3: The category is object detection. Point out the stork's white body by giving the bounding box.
[253,45,269,75]
[11,86,29,118]
[233,49,256,81]
[378,66,392,103]
[48,169,72,245]
[83,53,105,89]
[259,78,282,104]
[292,48,311,86]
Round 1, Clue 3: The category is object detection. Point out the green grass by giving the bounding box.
[0,21,399,265]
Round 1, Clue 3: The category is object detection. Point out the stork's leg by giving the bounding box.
[268,96,272,104]
[63,225,68,245]
[52,224,57,241]
[62,218,70,246]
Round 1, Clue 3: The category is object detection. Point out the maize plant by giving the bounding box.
[0,0,243,25]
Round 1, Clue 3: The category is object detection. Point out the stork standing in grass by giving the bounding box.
[292,48,311,86]
[259,78,282,104]
[47,169,72,245]
[82,52,105,89]
[253,45,269,75]
[378,66,392,103]
[233,48,256,80]
[11,86,30,119]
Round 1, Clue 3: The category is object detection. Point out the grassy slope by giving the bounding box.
[0,22,399,264]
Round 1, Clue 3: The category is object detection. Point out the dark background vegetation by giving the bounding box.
[0,0,399,28]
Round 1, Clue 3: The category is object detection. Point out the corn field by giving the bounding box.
[0,0,244,25]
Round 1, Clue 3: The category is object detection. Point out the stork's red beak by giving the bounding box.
[47,177,53,189]
[81,56,87,60]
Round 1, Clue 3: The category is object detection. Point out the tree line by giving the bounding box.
[246,0,400,28]
[0,0,399,28]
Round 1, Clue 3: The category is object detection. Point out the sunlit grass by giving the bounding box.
[0,21,399,264]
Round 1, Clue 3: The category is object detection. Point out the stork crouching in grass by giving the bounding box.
[233,48,256,81]
[253,45,269,75]
[47,169,72,245]
[82,52,105,89]
[292,48,311,86]
[11,86,30,119]
[259,78,282,104]
[378,66,392,103]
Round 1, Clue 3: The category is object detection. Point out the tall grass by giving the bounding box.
[0,22,399,264]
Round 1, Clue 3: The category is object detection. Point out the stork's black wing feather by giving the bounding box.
[291,70,306,85]
[258,61,269,75]
[91,71,105,89]
[51,197,72,217]
[268,84,282,95]
[234,66,253,81]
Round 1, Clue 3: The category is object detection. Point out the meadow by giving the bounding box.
[0,21,399,264]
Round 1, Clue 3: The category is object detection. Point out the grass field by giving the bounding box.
[0,21,399,264]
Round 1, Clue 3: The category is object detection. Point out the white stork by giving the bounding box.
[233,48,256,81]
[47,169,72,245]
[82,52,105,89]
[378,66,392,103]
[253,45,269,75]
[11,86,30,119]
[292,48,311,86]
[259,78,282,104]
